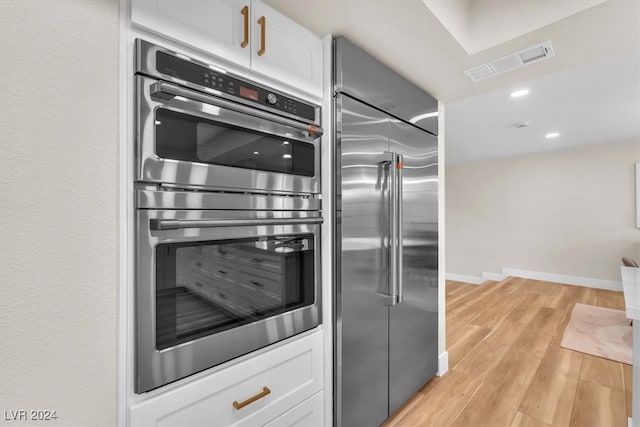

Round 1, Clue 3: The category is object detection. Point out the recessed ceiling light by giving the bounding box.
[510,89,530,98]
[545,132,560,139]
[253,151,259,155]
[283,154,292,159]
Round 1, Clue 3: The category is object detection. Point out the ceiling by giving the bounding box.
[264,0,640,163]
[445,50,640,164]
[424,0,607,55]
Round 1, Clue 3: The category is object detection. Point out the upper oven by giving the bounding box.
[135,40,323,195]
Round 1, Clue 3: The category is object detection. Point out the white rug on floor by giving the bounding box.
[560,303,632,365]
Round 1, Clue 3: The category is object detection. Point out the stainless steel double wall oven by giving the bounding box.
[134,40,323,393]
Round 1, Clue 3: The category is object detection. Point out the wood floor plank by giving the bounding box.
[524,279,561,296]
[454,295,546,381]
[616,292,626,311]
[446,280,476,288]
[569,381,627,427]
[446,283,489,309]
[447,277,522,317]
[579,354,626,391]
[388,370,481,426]
[543,284,580,310]
[623,363,632,391]
[446,280,479,291]
[519,345,583,427]
[469,292,524,329]
[446,281,472,298]
[511,306,563,352]
[446,323,493,369]
[511,411,552,427]
[451,343,546,427]
[382,389,427,427]
[553,304,576,339]
[573,286,598,305]
[593,289,624,309]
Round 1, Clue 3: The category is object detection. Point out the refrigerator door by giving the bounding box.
[336,95,392,426]
[388,119,439,414]
[334,36,439,135]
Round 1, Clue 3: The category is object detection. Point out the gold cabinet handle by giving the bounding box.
[257,16,266,56]
[240,5,249,48]
[233,386,271,410]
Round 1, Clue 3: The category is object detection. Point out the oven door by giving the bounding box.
[137,75,321,194]
[136,208,322,393]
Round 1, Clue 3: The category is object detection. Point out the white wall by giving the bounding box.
[446,138,640,283]
[0,1,119,425]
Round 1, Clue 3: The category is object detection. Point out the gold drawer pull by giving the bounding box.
[240,5,249,48]
[233,386,271,410]
[257,16,266,56]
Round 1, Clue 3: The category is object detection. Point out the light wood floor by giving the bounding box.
[384,277,632,427]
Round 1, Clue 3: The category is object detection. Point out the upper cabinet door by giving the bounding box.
[131,0,251,68]
[250,0,323,97]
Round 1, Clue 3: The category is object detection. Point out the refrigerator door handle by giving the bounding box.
[377,151,397,306]
[396,153,404,304]
[390,152,398,306]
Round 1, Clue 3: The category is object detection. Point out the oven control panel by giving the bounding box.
[153,50,315,123]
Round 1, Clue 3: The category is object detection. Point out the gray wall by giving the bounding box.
[446,138,640,282]
[0,1,119,425]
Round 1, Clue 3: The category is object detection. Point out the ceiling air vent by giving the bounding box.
[464,41,554,82]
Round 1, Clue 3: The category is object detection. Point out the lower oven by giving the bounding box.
[135,189,322,393]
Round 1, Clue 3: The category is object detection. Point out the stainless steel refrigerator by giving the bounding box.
[333,37,439,426]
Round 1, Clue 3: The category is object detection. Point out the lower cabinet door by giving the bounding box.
[129,331,323,426]
[263,392,324,427]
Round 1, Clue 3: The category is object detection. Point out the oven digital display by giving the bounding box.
[239,86,258,101]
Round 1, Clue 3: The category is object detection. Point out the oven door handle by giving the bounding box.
[150,217,324,230]
[150,81,324,139]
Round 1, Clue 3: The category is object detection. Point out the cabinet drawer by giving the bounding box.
[129,330,323,427]
[237,251,283,275]
[208,280,237,309]
[239,270,283,296]
[211,245,238,262]
[185,252,212,277]
[263,391,324,427]
[211,259,239,282]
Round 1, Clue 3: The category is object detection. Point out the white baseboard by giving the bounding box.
[445,273,484,285]
[437,351,449,376]
[482,271,507,282]
[502,267,623,291]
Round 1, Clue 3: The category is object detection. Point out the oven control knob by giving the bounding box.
[266,93,278,105]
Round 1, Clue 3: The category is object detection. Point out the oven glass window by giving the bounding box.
[155,109,315,177]
[155,235,315,350]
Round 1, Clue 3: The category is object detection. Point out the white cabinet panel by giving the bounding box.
[263,392,324,427]
[250,1,322,96]
[130,0,322,96]
[131,0,250,68]
[129,331,323,427]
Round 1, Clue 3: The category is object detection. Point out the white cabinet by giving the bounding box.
[130,0,322,96]
[128,331,323,427]
[249,1,322,96]
[263,392,324,427]
[131,0,250,68]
